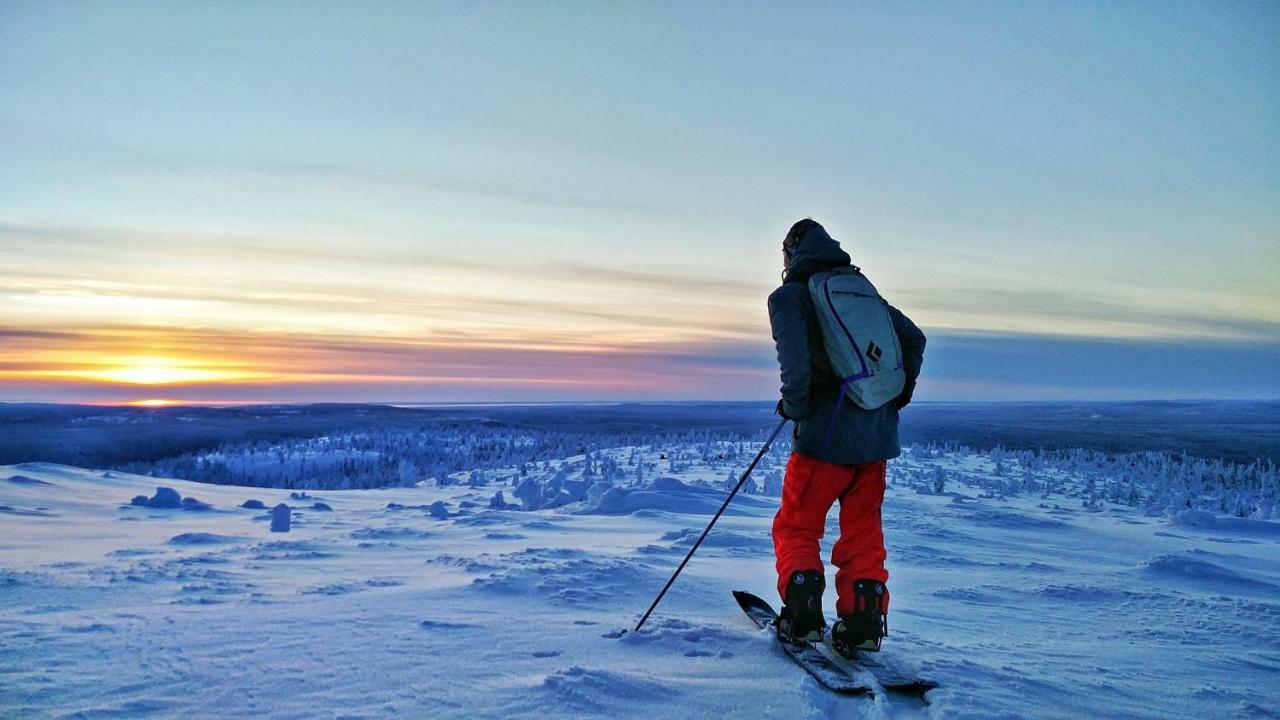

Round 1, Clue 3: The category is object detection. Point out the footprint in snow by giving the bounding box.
[364,577,405,588]
[109,549,164,557]
[61,623,114,634]
[419,619,478,630]
[251,540,336,560]
[299,581,366,596]
[683,649,734,658]
[613,617,752,649]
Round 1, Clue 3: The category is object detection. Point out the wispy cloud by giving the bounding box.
[0,125,660,215]
[4,317,1277,403]
[0,322,776,403]
[0,219,769,344]
[899,286,1280,342]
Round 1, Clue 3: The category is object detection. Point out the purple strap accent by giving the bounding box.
[822,276,871,382]
[822,378,854,448]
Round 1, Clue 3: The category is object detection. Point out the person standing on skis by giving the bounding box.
[768,218,926,655]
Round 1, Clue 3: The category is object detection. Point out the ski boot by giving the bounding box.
[776,569,826,643]
[831,579,888,657]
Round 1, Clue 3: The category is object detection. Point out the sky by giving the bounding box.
[1,1,1278,405]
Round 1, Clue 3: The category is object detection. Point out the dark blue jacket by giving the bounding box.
[768,224,926,465]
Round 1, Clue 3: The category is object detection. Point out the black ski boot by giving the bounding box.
[831,579,888,656]
[776,570,826,643]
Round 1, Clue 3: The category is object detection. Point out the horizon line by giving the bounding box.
[2,397,1277,409]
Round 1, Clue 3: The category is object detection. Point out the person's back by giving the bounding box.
[767,218,926,655]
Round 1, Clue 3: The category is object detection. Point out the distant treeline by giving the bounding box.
[898,400,1279,465]
[0,402,777,469]
[0,400,1276,470]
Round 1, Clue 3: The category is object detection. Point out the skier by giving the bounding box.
[768,218,926,655]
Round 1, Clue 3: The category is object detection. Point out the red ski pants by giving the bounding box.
[772,451,888,617]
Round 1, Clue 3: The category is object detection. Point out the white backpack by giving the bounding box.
[807,267,905,410]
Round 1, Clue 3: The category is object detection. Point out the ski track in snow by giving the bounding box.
[2,453,1279,720]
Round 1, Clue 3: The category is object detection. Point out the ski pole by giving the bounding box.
[633,416,789,633]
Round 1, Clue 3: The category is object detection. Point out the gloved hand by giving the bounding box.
[775,399,795,421]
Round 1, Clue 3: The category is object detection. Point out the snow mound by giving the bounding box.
[635,527,772,555]
[472,548,661,607]
[5,475,54,486]
[128,487,212,510]
[1171,509,1280,536]
[168,533,240,546]
[270,503,291,532]
[349,526,431,541]
[577,477,774,516]
[146,487,182,509]
[539,666,675,713]
[181,497,211,511]
[0,505,53,517]
[1141,553,1277,590]
[250,540,335,560]
[958,507,1072,530]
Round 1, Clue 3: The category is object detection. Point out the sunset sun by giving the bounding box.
[81,356,253,386]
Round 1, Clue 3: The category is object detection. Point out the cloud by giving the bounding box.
[0,124,659,215]
[3,321,1278,403]
[0,324,776,403]
[899,286,1280,342]
[0,328,82,341]
[0,219,772,344]
[556,262,763,297]
[9,217,1274,348]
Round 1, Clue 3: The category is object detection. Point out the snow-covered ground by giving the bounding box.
[2,447,1278,719]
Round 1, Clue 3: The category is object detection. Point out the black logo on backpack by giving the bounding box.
[865,341,883,364]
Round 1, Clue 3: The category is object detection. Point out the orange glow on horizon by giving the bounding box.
[22,355,263,386]
[0,323,770,402]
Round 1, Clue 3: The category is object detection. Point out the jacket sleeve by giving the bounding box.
[888,304,926,409]
[768,286,812,419]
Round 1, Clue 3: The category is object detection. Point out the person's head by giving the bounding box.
[782,218,821,269]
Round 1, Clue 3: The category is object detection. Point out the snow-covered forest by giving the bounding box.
[116,426,1280,521]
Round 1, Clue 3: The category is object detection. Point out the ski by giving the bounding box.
[733,590,874,696]
[734,590,938,700]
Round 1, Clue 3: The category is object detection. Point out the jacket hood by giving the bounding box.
[783,222,852,283]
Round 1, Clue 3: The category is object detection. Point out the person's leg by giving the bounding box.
[831,459,888,617]
[772,451,853,603]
